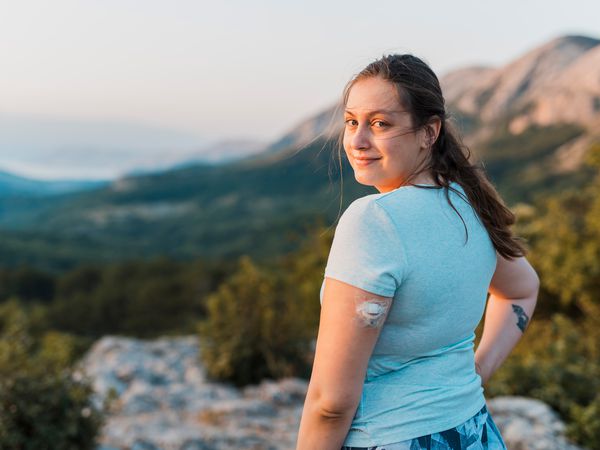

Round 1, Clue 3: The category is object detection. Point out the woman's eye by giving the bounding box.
[344,119,388,128]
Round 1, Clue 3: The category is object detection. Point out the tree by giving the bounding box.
[198,255,312,386]
[0,300,104,449]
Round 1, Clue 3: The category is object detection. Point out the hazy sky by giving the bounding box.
[1,0,599,179]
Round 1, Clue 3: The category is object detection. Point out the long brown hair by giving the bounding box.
[337,54,528,259]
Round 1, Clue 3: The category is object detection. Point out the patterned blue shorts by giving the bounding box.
[341,404,507,449]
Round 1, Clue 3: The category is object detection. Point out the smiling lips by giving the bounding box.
[354,157,381,166]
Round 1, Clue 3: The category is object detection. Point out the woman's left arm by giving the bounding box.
[296,276,392,450]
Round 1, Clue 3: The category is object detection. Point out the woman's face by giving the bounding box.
[343,76,431,193]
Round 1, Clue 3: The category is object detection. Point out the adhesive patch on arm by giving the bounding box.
[354,293,392,328]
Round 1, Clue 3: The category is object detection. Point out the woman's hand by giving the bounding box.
[475,254,539,389]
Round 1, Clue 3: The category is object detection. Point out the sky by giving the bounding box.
[0,0,599,180]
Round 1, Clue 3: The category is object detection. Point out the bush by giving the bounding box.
[198,255,313,386]
[0,267,55,303]
[479,143,600,449]
[568,392,600,449]
[483,311,600,449]
[0,371,103,450]
[47,258,208,338]
[0,300,104,449]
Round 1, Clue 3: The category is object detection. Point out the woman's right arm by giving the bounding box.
[475,252,540,385]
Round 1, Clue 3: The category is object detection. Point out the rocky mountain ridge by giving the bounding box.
[442,35,600,125]
[269,34,600,171]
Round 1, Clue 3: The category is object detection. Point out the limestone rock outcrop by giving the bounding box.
[78,336,586,450]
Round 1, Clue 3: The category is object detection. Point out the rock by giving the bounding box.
[82,336,305,450]
[179,439,214,450]
[81,336,584,450]
[131,440,161,450]
[243,377,308,406]
[487,396,585,450]
[201,398,277,418]
[119,383,162,415]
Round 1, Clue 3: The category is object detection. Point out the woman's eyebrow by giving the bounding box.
[344,108,406,116]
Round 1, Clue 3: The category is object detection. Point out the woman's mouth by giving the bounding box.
[354,157,381,167]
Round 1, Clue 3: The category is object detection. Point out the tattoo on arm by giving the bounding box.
[511,304,529,333]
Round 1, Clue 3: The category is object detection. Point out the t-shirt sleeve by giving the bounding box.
[324,197,406,298]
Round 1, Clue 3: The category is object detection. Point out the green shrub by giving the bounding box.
[479,143,600,449]
[0,370,104,450]
[483,311,600,449]
[46,258,207,338]
[278,220,333,336]
[0,267,55,303]
[567,392,600,449]
[0,300,104,449]
[198,255,313,386]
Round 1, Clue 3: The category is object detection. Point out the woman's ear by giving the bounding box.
[420,116,442,149]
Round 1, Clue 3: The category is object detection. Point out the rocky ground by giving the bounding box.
[75,336,586,450]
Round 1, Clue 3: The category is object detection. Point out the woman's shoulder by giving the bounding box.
[342,194,391,224]
[341,181,468,227]
[334,196,403,248]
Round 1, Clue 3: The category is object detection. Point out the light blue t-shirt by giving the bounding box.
[319,180,497,446]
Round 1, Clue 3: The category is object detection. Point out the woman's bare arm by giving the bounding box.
[475,253,540,384]
[296,277,392,450]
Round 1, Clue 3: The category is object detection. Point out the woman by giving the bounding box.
[295,54,540,449]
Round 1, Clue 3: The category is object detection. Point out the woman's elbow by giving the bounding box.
[311,388,358,419]
[529,265,541,295]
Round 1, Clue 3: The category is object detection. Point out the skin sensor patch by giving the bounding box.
[354,294,391,328]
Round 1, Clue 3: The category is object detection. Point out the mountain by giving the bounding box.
[243,34,600,201]
[505,42,600,133]
[439,34,600,199]
[1,34,599,271]
[439,35,600,142]
[0,114,263,179]
[0,170,107,197]
[166,138,268,169]
[257,105,343,157]
[442,35,600,126]
[243,35,600,176]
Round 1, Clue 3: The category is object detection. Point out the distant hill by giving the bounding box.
[0,114,268,179]
[0,170,107,198]
[1,33,599,271]
[166,138,268,169]
[257,105,342,157]
[0,138,370,271]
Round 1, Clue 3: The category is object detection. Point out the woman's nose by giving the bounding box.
[351,125,371,149]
